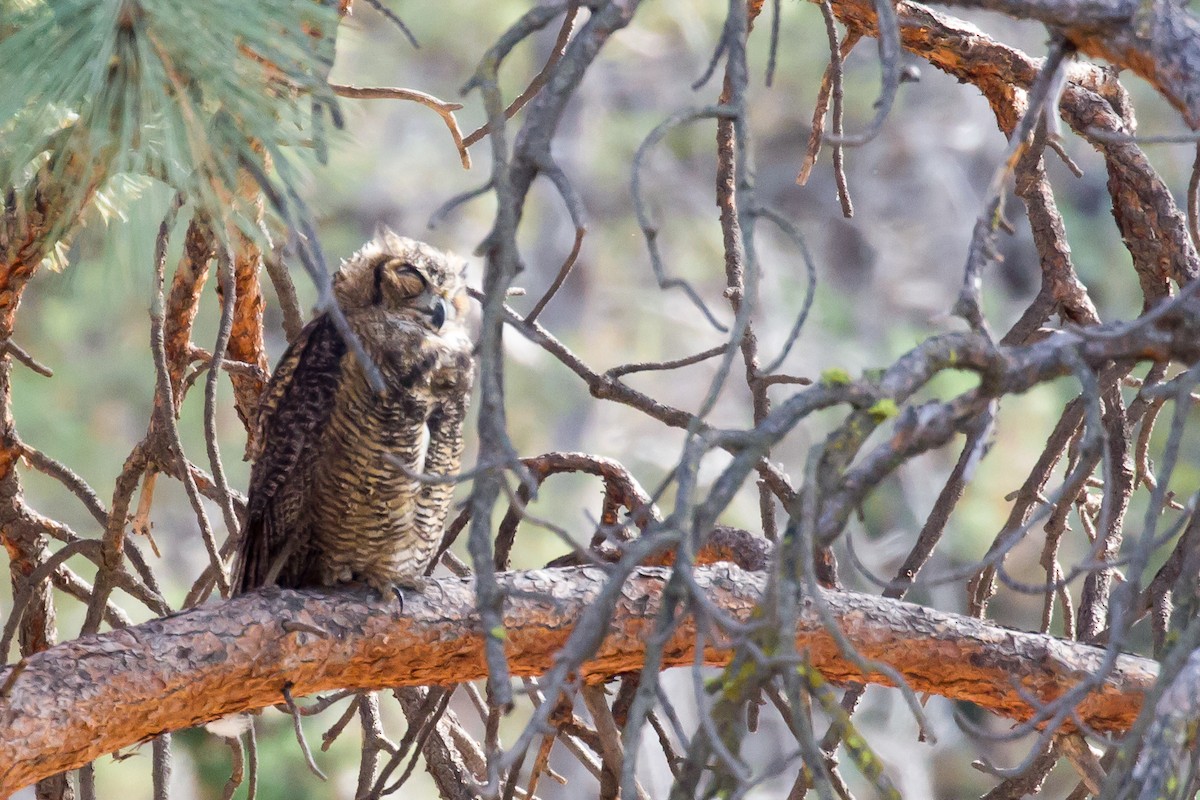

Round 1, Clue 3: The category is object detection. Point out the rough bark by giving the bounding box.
[0,563,1157,794]
[1,139,109,800]
[163,217,214,401]
[222,166,270,431]
[930,0,1200,126]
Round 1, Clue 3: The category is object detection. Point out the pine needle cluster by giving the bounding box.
[0,0,341,264]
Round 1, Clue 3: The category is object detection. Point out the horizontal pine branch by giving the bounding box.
[0,564,1157,793]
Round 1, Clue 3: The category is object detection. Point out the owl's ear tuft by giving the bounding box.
[372,224,401,249]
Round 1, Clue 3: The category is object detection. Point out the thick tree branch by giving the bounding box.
[833,0,1200,132]
[930,0,1200,126]
[0,563,1156,794]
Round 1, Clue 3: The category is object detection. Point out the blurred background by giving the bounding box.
[8,0,1200,797]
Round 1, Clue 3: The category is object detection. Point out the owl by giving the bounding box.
[233,230,474,597]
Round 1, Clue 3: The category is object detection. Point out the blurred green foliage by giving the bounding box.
[0,0,339,261]
[3,0,1199,797]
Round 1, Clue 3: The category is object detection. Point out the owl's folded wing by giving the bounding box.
[234,314,346,593]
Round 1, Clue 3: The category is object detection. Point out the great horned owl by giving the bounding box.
[233,230,473,596]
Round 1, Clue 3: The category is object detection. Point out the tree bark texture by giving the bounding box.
[0,563,1158,793]
[896,0,1200,126]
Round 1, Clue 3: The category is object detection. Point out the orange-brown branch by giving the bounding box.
[224,227,269,429]
[163,216,214,401]
[223,169,270,430]
[0,564,1156,794]
[834,0,1200,127]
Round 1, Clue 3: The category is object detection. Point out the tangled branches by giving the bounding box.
[3,0,1200,798]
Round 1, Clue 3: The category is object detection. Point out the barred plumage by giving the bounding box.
[234,230,473,596]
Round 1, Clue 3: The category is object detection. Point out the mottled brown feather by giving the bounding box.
[235,314,346,593]
[233,232,473,596]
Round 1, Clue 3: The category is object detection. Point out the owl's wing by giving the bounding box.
[234,314,346,593]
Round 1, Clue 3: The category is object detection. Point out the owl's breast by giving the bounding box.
[303,343,439,566]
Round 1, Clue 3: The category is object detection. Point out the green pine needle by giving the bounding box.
[0,0,340,261]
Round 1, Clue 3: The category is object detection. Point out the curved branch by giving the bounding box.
[0,563,1156,794]
[929,0,1200,126]
[329,84,471,169]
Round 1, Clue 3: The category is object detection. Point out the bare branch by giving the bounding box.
[331,84,471,169]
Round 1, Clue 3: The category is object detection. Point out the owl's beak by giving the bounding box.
[429,297,451,330]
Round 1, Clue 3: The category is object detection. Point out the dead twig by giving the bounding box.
[330,84,471,169]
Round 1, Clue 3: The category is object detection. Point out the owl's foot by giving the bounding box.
[358,571,427,597]
[360,573,427,611]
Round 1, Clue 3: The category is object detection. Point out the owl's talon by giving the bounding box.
[391,585,405,611]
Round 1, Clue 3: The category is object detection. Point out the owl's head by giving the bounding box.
[334,228,470,333]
